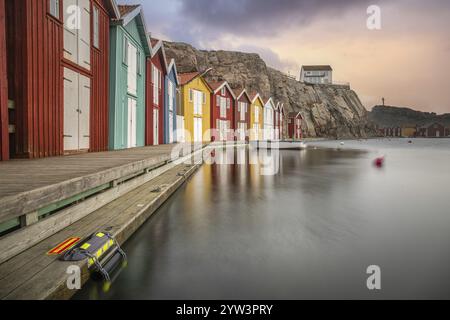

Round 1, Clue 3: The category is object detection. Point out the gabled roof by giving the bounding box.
[264,97,276,108]
[105,0,120,19]
[288,111,303,119]
[206,81,237,99]
[302,65,333,71]
[118,4,138,17]
[278,103,286,114]
[234,88,251,103]
[114,5,151,56]
[249,92,264,106]
[178,72,200,86]
[178,69,213,90]
[166,59,179,86]
[149,37,169,73]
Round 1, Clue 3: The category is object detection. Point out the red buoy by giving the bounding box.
[374,156,385,168]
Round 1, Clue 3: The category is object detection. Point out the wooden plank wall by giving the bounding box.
[25,0,64,158]
[90,1,111,152]
[145,57,153,146]
[7,0,111,158]
[0,0,8,161]
[7,0,63,159]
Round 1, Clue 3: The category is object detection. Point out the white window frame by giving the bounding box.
[127,41,137,95]
[255,107,259,124]
[123,38,129,65]
[93,6,99,49]
[152,64,160,105]
[220,97,227,118]
[240,102,246,121]
[193,90,203,115]
[49,0,60,19]
[168,80,174,112]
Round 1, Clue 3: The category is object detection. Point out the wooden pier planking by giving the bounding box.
[0,159,202,300]
[0,144,180,223]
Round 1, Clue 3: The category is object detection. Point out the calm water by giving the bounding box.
[74,139,450,300]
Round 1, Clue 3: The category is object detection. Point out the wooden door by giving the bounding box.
[194,117,202,142]
[78,74,91,150]
[63,68,79,151]
[127,98,137,148]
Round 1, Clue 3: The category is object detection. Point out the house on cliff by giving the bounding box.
[0,0,119,161]
[300,65,333,85]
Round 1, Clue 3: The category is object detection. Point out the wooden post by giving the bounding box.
[0,0,9,161]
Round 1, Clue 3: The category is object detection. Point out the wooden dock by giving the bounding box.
[0,143,206,265]
[0,143,208,299]
[0,157,202,299]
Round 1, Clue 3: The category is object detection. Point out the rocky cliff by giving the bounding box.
[369,105,450,127]
[164,41,375,138]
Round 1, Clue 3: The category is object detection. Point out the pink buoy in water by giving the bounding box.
[374,156,385,168]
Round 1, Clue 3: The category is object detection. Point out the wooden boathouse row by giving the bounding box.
[0,0,305,164]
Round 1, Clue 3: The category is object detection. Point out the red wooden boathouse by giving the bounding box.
[288,112,303,140]
[208,81,236,141]
[233,88,251,141]
[0,0,8,160]
[1,0,119,160]
[146,38,167,146]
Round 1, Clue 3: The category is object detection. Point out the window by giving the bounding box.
[49,0,60,19]
[226,98,230,109]
[137,51,141,75]
[221,87,226,96]
[93,6,99,49]
[63,0,91,70]
[127,42,137,95]
[152,64,160,105]
[216,95,221,107]
[189,89,193,102]
[220,98,226,118]
[123,38,129,65]
[193,90,203,115]
[168,81,174,111]
[240,102,246,121]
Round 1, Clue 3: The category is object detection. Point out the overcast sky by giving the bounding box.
[123,0,450,114]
